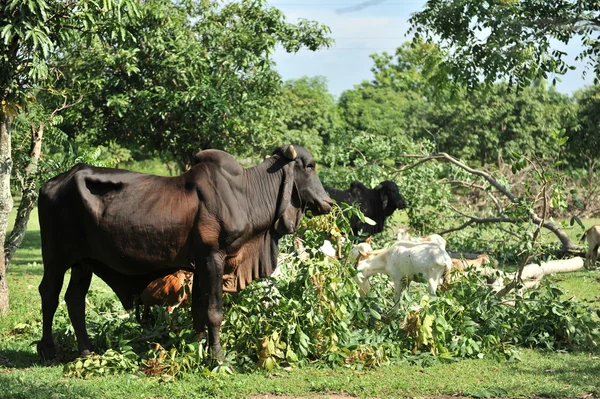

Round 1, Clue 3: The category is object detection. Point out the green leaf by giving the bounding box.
[369,308,381,320]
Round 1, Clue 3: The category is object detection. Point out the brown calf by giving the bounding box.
[135,270,193,323]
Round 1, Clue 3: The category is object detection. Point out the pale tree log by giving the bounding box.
[451,257,585,298]
[491,257,585,298]
[0,113,14,314]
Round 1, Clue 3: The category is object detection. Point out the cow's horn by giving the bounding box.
[264,155,271,159]
[284,145,297,160]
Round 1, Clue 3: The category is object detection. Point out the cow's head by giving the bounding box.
[375,180,407,216]
[271,144,332,234]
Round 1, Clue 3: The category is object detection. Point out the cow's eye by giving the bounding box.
[306,164,315,171]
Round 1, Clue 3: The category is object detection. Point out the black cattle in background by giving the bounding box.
[325,181,407,235]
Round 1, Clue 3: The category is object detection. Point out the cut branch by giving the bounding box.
[398,153,578,252]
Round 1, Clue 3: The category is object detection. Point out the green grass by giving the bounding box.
[1,209,600,398]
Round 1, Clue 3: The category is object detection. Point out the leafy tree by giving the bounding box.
[428,82,575,165]
[409,0,600,88]
[0,0,139,314]
[274,76,343,161]
[567,85,600,172]
[336,42,575,167]
[53,0,332,170]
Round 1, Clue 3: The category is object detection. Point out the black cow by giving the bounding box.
[325,180,407,235]
[37,144,331,360]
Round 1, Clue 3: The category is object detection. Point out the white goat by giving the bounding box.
[348,241,374,264]
[356,242,452,312]
[581,225,600,269]
[396,229,447,251]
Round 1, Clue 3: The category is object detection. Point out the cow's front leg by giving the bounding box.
[192,252,224,360]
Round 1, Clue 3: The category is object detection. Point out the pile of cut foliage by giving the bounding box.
[10,208,599,380]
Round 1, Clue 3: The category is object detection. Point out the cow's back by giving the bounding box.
[38,163,199,274]
[324,186,355,207]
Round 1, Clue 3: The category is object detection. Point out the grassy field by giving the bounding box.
[1,208,600,398]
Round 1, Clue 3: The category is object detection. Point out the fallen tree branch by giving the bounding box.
[398,153,578,253]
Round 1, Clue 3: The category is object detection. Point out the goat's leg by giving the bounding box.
[586,250,592,269]
[392,279,404,314]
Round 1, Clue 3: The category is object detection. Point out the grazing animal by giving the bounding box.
[450,254,491,272]
[325,181,407,235]
[395,233,447,251]
[37,144,332,360]
[355,242,452,312]
[348,241,374,265]
[135,270,193,323]
[446,254,491,284]
[580,225,600,269]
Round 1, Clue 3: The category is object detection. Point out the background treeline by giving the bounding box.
[8,0,600,245]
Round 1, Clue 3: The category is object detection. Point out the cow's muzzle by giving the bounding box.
[313,197,333,215]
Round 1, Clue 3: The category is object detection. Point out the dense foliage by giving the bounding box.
[3,0,600,387]
[7,215,597,380]
[50,0,332,168]
[409,0,600,88]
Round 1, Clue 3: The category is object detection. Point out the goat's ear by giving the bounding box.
[365,236,372,244]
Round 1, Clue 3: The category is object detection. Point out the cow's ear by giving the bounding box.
[379,189,388,209]
[274,161,303,235]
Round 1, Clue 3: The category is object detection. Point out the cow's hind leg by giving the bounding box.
[592,244,599,269]
[65,264,94,357]
[38,264,68,360]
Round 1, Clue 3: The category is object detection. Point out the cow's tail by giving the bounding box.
[580,228,589,243]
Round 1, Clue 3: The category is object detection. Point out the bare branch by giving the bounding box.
[398,153,577,252]
[439,178,486,191]
[439,216,516,235]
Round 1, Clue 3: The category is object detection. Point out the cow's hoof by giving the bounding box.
[210,346,224,362]
[195,332,207,342]
[37,340,56,361]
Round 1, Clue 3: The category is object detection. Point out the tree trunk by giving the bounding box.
[0,112,14,315]
[5,123,43,269]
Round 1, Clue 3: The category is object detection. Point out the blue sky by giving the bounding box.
[270,0,595,98]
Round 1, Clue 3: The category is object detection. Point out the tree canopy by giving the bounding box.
[409,0,600,88]
[52,0,332,169]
